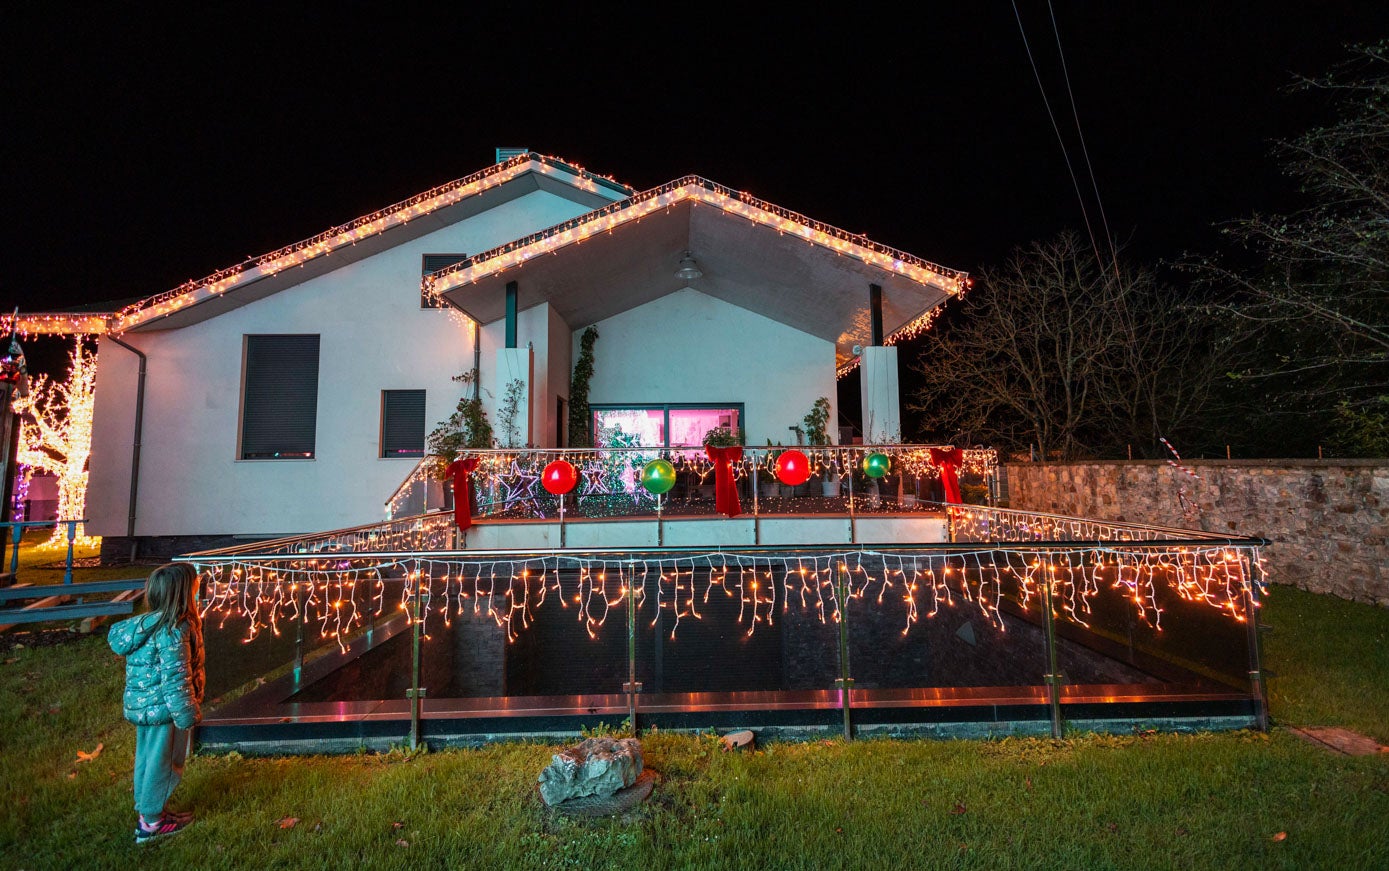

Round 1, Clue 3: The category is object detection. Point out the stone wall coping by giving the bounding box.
[1003,458,1388,470]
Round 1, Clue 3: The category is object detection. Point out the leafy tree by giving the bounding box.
[909,233,1227,460]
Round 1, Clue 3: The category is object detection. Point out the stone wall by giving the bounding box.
[1003,460,1389,607]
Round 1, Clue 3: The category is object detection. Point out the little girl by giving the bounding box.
[108,562,206,843]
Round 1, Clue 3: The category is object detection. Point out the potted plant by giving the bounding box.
[700,426,740,500]
[802,397,840,497]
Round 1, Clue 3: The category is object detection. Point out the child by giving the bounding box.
[108,562,206,844]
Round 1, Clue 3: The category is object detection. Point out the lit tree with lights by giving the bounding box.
[12,340,99,547]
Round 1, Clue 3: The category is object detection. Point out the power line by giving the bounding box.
[1011,0,1108,276]
[1047,0,1121,279]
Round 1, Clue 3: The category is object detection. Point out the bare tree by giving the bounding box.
[910,233,1224,459]
[1192,41,1389,448]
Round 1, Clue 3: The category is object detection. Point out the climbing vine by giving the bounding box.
[567,326,599,448]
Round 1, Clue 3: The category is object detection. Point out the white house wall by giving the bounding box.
[88,189,596,538]
[579,288,836,446]
[478,301,575,449]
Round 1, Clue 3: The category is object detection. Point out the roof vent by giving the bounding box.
[495,147,529,163]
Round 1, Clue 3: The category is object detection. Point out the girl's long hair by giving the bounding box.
[145,563,201,634]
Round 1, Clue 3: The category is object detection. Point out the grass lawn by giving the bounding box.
[2,541,1387,869]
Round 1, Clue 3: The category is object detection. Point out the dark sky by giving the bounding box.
[5,4,1388,376]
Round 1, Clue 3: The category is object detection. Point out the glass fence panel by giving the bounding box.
[201,570,395,709]
[633,564,835,696]
[1047,549,1258,697]
[844,554,1047,692]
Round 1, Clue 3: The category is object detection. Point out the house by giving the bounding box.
[8,153,966,559]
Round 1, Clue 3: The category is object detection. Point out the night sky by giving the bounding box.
[6,4,1388,378]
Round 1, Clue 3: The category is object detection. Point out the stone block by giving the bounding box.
[537,737,643,807]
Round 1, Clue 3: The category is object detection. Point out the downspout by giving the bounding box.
[104,335,146,563]
[472,320,481,400]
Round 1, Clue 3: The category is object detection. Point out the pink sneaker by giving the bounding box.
[135,813,190,844]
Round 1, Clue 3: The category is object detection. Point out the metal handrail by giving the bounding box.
[180,534,1270,564]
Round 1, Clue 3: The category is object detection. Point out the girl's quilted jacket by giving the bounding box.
[108,612,205,729]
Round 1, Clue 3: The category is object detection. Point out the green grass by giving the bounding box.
[1262,584,1389,743]
[2,538,1387,869]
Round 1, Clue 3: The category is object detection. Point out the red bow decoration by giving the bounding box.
[705,445,743,518]
[445,456,480,531]
[928,447,963,504]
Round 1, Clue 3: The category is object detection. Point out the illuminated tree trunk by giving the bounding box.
[13,340,98,547]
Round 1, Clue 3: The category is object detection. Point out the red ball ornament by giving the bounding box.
[541,460,579,495]
[775,450,811,486]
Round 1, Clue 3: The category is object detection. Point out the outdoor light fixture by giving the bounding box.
[674,251,703,281]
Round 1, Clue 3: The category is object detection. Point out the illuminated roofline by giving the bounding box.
[5,153,632,337]
[426,175,968,299]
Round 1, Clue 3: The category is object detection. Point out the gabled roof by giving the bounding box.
[427,176,968,372]
[6,154,631,337]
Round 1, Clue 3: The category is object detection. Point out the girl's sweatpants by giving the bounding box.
[133,723,190,819]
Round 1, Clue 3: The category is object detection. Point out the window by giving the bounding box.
[381,390,427,458]
[591,404,742,450]
[421,253,468,308]
[240,335,320,459]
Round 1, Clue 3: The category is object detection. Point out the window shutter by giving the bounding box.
[241,335,320,459]
[381,390,427,457]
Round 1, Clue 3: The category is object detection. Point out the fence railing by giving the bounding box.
[182,502,1270,746]
[3,519,84,582]
[0,519,147,627]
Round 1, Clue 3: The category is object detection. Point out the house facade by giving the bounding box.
[9,154,966,558]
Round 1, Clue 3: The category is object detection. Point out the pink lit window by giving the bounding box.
[590,405,742,448]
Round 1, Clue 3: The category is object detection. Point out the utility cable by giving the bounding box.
[1011,0,1108,276]
[1047,0,1122,280]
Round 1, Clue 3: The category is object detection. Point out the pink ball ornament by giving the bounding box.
[775,450,811,486]
[541,460,579,495]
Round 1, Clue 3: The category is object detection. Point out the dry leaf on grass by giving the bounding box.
[75,743,103,763]
[1272,832,1288,842]
[277,817,300,829]
[950,802,967,815]
[396,839,409,848]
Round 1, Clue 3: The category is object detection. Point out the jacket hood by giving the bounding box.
[108,612,159,657]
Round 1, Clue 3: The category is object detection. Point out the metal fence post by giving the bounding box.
[1243,552,1270,731]
[407,569,426,751]
[625,567,640,735]
[836,561,854,740]
[1041,553,1064,738]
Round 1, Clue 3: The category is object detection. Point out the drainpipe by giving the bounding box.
[472,321,481,400]
[105,335,146,563]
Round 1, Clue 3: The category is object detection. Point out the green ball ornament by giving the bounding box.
[862,452,891,479]
[640,459,677,495]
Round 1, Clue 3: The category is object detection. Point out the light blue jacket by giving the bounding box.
[108,612,205,729]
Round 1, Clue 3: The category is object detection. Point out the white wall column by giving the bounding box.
[859,345,901,443]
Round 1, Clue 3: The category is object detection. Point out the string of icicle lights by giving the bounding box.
[2,154,627,338]
[195,544,1266,651]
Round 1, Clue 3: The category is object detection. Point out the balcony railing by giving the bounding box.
[384,444,1000,521]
